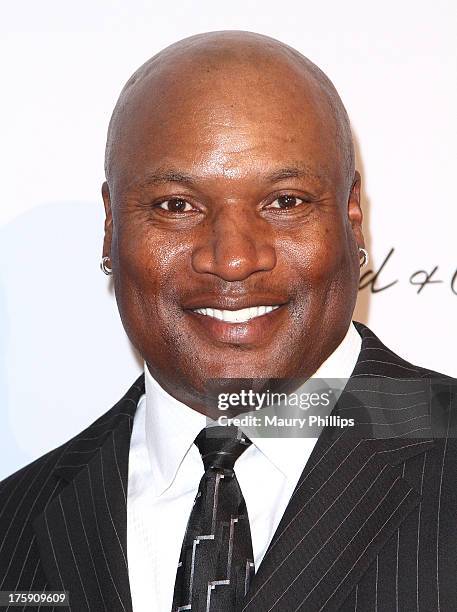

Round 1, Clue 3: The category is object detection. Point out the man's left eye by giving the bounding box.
[267,195,305,209]
[156,198,194,212]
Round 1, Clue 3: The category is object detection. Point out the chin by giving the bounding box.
[195,354,291,381]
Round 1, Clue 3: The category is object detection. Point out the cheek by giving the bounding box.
[115,222,190,296]
[112,227,174,334]
[279,223,348,287]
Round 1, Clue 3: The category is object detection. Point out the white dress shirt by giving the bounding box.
[127,322,362,612]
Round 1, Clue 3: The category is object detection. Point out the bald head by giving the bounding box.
[104,30,355,189]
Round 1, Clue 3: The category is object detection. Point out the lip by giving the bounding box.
[185,302,288,345]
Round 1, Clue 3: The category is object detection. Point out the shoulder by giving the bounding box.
[0,373,145,534]
[0,442,70,583]
[352,321,456,447]
[353,320,456,382]
[0,445,66,559]
[0,441,69,515]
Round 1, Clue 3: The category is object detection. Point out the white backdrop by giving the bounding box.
[1,0,456,479]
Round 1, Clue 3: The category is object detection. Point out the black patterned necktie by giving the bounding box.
[172,425,255,612]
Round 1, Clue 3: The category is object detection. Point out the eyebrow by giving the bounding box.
[133,164,320,189]
[265,165,318,183]
[140,170,197,186]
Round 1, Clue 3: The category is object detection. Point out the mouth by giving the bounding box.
[184,301,288,345]
[190,305,281,323]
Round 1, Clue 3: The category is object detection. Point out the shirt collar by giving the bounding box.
[144,367,209,496]
[144,321,362,493]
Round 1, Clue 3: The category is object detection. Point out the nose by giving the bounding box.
[191,206,276,282]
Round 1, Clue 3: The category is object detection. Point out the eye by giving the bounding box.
[267,194,306,209]
[156,198,194,213]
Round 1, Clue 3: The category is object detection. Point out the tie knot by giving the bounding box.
[194,425,252,471]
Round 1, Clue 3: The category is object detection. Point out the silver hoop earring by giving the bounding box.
[100,256,112,275]
[359,247,369,269]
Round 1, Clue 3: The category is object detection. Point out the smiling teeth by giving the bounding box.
[192,305,280,323]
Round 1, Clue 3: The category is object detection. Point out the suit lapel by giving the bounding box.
[33,375,145,612]
[241,322,435,612]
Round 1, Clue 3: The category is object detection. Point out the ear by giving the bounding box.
[347,170,365,249]
[101,181,113,259]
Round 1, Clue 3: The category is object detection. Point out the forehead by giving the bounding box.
[110,55,343,190]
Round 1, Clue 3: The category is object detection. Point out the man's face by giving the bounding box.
[103,56,364,408]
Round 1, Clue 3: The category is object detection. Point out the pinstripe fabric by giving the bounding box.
[0,382,141,612]
[0,322,456,612]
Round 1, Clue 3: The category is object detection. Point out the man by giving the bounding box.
[0,30,455,612]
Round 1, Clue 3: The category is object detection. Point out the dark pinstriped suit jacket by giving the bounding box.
[1,321,456,612]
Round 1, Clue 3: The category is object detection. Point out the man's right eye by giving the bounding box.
[156,198,194,212]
